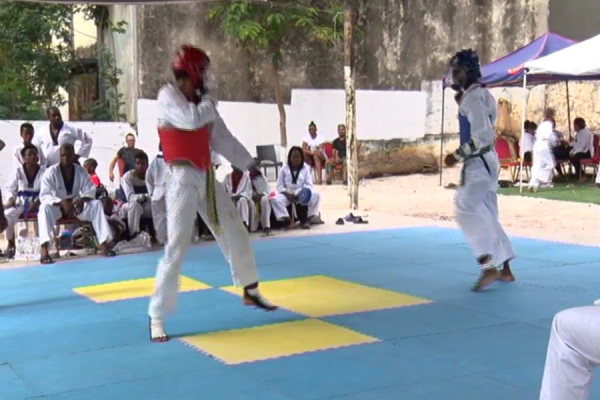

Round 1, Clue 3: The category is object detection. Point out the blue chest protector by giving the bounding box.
[458,112,471,146]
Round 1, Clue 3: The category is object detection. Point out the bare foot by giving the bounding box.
[497,261,516,282]
[471,268,499,292]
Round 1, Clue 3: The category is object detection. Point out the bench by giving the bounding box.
[15,214,95,253]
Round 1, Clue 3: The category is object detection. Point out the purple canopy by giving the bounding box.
[443,32,577,88]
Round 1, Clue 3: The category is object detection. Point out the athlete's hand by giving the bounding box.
[444,153,458,167]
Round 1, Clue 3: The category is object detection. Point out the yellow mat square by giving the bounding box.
[221,275,431,317]
[180,319,378,364]
[73,276,210,303]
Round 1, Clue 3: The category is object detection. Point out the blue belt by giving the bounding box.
[17,190,40,218]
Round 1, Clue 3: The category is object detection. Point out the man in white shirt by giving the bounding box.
[569,117,594,181]
[33,106,93,166]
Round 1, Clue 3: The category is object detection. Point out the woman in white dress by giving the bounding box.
[3,145,46,258]
[270,146,322,229]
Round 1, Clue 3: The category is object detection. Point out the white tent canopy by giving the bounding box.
[524,33,600,77]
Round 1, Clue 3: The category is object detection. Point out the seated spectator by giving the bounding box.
[569,117,594,182]
[100,196,127,245]
[12,123,46,168]
[271,146,322,229]
[249,169,272,235]
[302,121,327,185]
[108,133,140,182]
[146,146,167,245]
[83,158,107,199]
[520,120,535,163]
[118,151,152,239]
[3,145,46,258]
[223,166,253,230]
[38,143,115,264]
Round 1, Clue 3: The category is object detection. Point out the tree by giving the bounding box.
[0,2,75,119]
[207,0,343,147]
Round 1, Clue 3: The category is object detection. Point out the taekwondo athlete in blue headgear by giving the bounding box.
[444,49,515,291]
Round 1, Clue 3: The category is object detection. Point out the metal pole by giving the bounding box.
[518,73,528,193]
[439,85,446,186]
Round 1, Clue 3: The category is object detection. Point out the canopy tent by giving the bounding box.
[442,32,576,88]
[438,32,579,186]
[524,33,600,78]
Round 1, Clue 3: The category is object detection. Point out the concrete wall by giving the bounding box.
[549,0,600,41]
[110,0,551,121]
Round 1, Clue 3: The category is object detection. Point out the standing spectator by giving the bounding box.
[108,133,141,182]
[33,106,92,167]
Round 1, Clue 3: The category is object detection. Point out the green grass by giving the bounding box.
[498,182,600,205]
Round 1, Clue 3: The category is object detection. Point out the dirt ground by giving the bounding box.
[318,166,600,247]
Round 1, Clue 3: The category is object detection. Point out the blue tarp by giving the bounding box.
[443,32,577,88]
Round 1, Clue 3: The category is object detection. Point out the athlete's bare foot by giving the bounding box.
[498,261,516,282]
[149,317,168,342]
[243,283,278,311]
[472,268,499,292]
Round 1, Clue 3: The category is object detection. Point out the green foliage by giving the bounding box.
[207,0,343,68]
[77,5,127,121]
[82,46,126,122]
[0,2,75,118]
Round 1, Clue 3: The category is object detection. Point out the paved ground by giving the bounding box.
[2,226,600,400]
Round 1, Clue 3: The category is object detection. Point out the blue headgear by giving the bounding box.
[449,49,482,90]
[297,188,312,206]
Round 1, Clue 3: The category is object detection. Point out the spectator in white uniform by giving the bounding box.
[33,106,92,167]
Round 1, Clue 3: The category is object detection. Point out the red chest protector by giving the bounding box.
[158,126,211,170]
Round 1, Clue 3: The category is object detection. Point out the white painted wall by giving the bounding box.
[0,88,428,187]
[138,88,427,177]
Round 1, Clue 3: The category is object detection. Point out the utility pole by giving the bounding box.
[343,6,358,210]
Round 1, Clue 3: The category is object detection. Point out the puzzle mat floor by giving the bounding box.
[2,226,600,400]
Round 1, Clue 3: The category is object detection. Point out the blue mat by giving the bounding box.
[1,226,599,400]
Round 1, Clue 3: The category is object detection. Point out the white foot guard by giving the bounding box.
[594,299,600,306]
[149,317,168,342]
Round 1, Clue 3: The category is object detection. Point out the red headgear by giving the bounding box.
[171,45,210,89]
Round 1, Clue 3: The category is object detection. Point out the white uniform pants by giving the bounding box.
[118,201,152,236]
[456,153,508,263]
[3,206,38,240]
[540,306,600,400]
[484,189,515,265]
[151,198,167,244]
[38,200,113,246]
[270,191,321,220]
[250,196,272,231]
[148,168,259,319]
[233,197,250,227]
